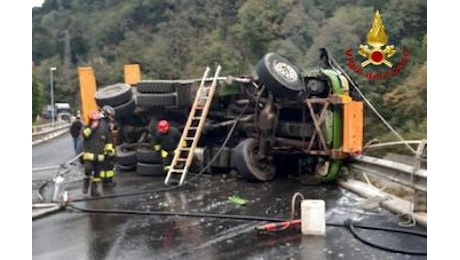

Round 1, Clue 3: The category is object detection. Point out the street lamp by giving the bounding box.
[50,67,57,125]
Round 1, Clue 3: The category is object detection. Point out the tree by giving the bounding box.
[383,62,427,125]
[231,0,291,63]
[32,74,43,122]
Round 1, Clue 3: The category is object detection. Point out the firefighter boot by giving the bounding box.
[82,178,90,194]
[90,182,100,197]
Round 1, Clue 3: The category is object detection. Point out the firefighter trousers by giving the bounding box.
[83,160,102,183]
[100,155,115,182]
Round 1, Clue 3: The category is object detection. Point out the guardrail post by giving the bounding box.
[414,190,427,212]
[413,139,427,212]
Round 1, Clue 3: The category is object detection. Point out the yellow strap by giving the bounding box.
[161,150,168,158]
[163,165,171,171]
[82,128,92,137]
[83,152,95,161]
[91,177,101,183]
[82,153,105,161]
[100,171,106,178]
[104,143,115,156]
[105,170,115,178]
[104,143,114,151]
[154,145,161,151]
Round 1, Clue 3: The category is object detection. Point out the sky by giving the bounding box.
[32,0,44,8]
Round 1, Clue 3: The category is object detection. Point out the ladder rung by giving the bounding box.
[165,65,221,187]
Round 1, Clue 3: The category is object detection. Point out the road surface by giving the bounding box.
[32,136,427,259]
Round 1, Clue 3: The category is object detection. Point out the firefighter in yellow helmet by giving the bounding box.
[81,110,111,197]
[99,105,117,188]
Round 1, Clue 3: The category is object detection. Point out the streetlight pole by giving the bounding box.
[50,67,57,125]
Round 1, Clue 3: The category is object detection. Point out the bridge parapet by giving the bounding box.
[32,121,70,144]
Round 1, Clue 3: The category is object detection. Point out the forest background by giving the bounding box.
[32,0,427,143]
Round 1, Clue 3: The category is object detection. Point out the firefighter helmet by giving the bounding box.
[157,120,170,134]
[88,110,101,120]
[101,105,115,118]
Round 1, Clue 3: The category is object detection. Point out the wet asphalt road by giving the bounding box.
[33,137,427,260]
[33,134,75,168]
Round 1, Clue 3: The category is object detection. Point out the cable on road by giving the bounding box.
[36,153,82,202]
[64,203,426,255]
[345,219,426,255]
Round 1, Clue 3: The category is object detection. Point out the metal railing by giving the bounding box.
[348,140,427,212]
[32,121,70,142]
[350,154,427,192]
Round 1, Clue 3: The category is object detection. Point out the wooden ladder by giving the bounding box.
[164,65,222,185]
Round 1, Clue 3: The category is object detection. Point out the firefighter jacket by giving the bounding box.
[100,118,114,142]
[99,118,116,156]
[81,124,110,161]
[151,127,181,153]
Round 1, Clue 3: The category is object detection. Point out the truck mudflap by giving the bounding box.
[320,69,345,182]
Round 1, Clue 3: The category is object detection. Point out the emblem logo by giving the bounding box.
[358,11,396,67]
[344,10,409,80]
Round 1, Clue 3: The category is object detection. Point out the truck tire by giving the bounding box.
[136,146,162,164]
[137,162,164,176]
[116,163,136,171]
[115,143,137,165]
[137,93,177,107]
[256,53,304,98]
[95,83,133,107]
[233,138,276,182]
[113,98,136,118]
[176,83,193,107]
[137,81,176,93]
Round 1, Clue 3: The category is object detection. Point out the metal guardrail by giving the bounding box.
[32,121,70,142]
[32,121,69,134]
[348,140,427,213]
[363,140,422,151]
[349,155,427,192]
[356,139,427,191]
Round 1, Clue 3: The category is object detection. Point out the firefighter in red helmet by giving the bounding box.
[81,110,111,197]
[152,120,182,173]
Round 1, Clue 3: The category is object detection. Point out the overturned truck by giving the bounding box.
[88,49,363,184]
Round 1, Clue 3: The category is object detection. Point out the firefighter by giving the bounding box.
[99,105,117,188]
[81,110,111,197]
[152,120,182,173]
